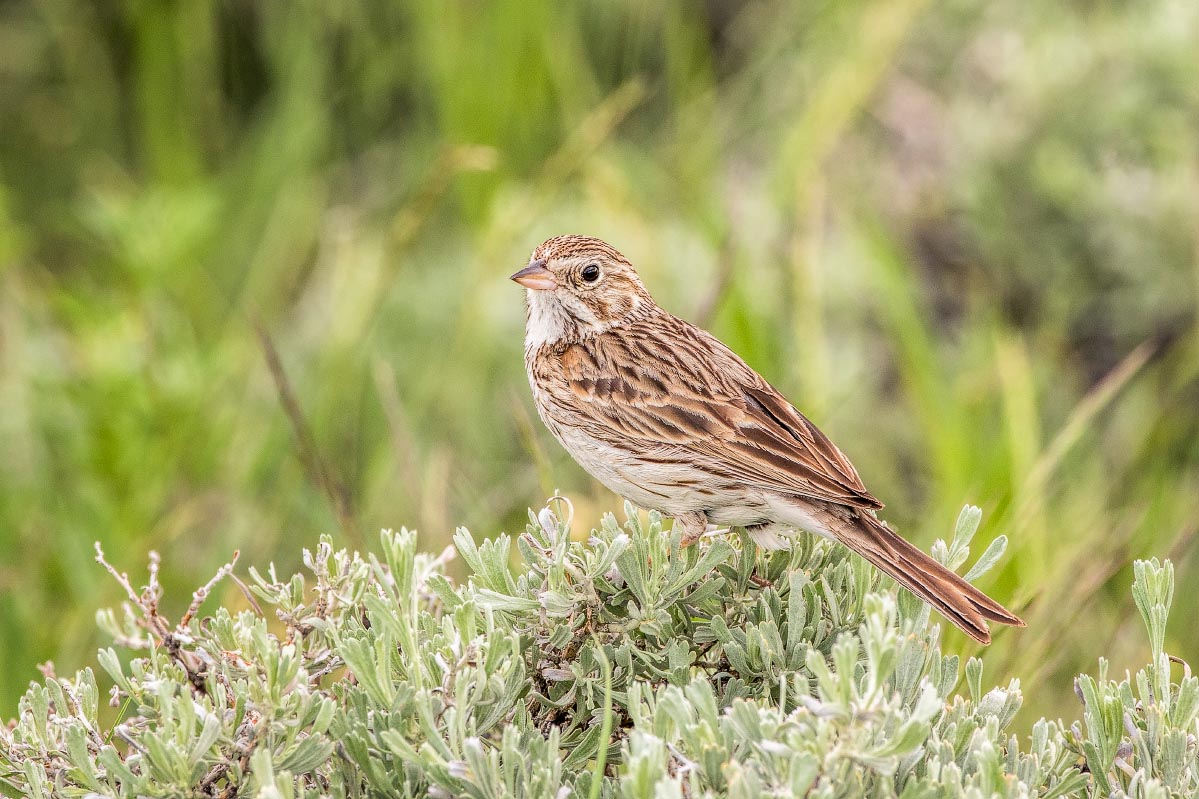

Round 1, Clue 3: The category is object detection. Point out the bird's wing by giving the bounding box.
[554,315,882,510]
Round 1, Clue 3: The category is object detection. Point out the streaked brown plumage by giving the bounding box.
[512,234,1024,644]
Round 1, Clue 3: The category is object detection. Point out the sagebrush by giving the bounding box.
[2,503,1195,797]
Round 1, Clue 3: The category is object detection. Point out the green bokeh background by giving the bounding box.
[1,0,1196,726]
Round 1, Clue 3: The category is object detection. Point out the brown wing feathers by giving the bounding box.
[557,316,884,508]
[739,384,883,509]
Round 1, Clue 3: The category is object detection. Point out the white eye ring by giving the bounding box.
[581,263,601,282]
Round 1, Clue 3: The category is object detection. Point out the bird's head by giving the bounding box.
[511,235,653,348]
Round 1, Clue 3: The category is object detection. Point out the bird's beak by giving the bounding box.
[510,260,556,291]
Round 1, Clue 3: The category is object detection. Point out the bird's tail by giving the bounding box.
[834,512,1024,644]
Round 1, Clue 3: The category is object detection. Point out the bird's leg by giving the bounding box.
[674,512,708,547]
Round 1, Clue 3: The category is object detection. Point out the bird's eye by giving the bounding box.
[581,263,601,282]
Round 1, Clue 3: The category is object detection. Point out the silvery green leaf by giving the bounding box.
[963,535,1008,582]
[952,505,983,551]
[278,734,334,774]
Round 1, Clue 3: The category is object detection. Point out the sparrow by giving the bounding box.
[512,234,1023,644]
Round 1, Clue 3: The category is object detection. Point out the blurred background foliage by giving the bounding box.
[0,0,1196,725]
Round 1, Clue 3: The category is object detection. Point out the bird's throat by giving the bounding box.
[524,293,581,350]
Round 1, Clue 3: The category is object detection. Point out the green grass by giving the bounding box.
[0,0,1196,728]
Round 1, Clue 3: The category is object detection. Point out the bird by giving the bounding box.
[511,234,1024,644]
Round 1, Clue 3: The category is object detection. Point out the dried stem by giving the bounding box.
[94,542,245,696]
[181,550,241,628]
[94,542,144,609]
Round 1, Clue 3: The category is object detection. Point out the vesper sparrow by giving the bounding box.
[512,234,1023,643]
